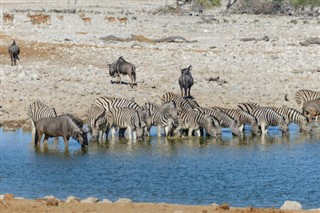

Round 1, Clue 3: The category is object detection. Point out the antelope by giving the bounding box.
[118,17,128,24]
[3,13,14,25]
[105,16,116,22]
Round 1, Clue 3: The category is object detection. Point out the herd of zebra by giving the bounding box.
[27,89,320,145]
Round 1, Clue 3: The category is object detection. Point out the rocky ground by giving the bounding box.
[0,0,319,131]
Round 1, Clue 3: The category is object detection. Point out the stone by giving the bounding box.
[46,198,59,206]
[219,203,230,210]
[280,200,302,210]
[115,198,132,203]
[99,199,112,203]
[65,196,80,203]
[80,197,99,203]
[4,193,14,201]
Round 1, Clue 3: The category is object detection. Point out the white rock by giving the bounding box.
[43,195,56,200]
[115,198,132,203]
[65,196,80,203]
[0,194,4,200]
[80,197,99,203]
[99,199,112,203]
[280,201,302,210]
[15,197,25,200]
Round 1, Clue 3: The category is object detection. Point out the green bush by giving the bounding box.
[191,0,221,9]
[290,0,320,8]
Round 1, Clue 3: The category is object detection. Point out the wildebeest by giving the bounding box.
[8,40,20,66]
[178,65,194,97]
[302,98,320,122]
[35,114,88,148]
[108,56,136,88]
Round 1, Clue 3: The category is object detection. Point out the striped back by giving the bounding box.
[295,89,320,106]
[161,91,195,110]
[87,104,107,129]
[272,106,309,131]
[150,101,178,127]
[195,107,241,135]
[141,102,159,114]
[106,107,143,129]
[237,102,259,114]
[95,96,141,112]
[177,109,219,137]
[28,100,57,122]
[251,107,288,132]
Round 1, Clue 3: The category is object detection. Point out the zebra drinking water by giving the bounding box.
[194,107,241,136]
[147,101,178,137]
[160,91,198,110]
[87,104,109,142]
[173,109,220,137]
[106,107,145,140]
[251,107,289,134]
[271,106,311,132]
[294,89,320,108]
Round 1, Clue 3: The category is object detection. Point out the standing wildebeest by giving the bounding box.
[302,98,320,122]
[35,114,88,148]
[108,56,136,88]
[8,40,20,66]
[178,65,194,97]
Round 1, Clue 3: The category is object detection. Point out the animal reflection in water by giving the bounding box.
[35,114,88,149]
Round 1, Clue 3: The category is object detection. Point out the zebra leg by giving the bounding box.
[127,126,132,139]
[188,128,194,137]
[157,125,162,137]
[31,120,36,141]
[239,124,244,132]
[260,123,267,134]
[195,129,201,137]
[133,130,137,139]
[111,126,116,138]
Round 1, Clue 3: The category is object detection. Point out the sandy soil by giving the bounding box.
[0,197,316,213]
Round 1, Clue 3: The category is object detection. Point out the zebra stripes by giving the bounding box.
[173,109,220,137]
[251,107,288,134]
[87,104,109,141]
[148,101,178,137]
[95,96,141,112]
[272,106,310,132]
[106,107,145,139]
[295,89,320,107]
[194,107,241,136]
[28,100,57,139]
[160,91,196,110]
[214,107,260,135]
[237,102,259,114]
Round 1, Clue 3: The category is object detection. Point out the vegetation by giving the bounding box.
[290,0,320,10]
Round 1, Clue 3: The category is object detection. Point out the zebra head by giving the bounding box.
[278,117,289,134]
[299,117,311,133]
[205,116,220,137]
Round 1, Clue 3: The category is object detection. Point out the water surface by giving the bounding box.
[1,124,319,209]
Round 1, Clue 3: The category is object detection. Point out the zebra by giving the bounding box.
[213,107,260,135]
[147,101,178,137]
[295,89,320,107]
[237,102,259,114]
[95,96,141,112]
[271,106,310,132]
[251,107,289,134]
[160,91,197,110]
[86,104,109,142]
[27,100,57,140]
[141,102,159,115]
[173,109,220,137]
[194,107,241,136]
[105,107,145,139]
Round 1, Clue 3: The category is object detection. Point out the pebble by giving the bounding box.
[80,197,99,203]
[280,200,302,210]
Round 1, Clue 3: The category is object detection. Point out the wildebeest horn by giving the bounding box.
[188,65,192,70]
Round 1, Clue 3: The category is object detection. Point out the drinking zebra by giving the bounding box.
[173,109,220,137]
[147,101,178,137]
[271,106,310,132]
[105,107,145,139]
[295,89,320,107]
[160,91,197,110]
[194,107,241,136]
[86,104,109,142]
[141,102,159,115]
[251,107,289,134]
[28,100,57,140]
[213,107,260,135]
[237,102,259,114]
